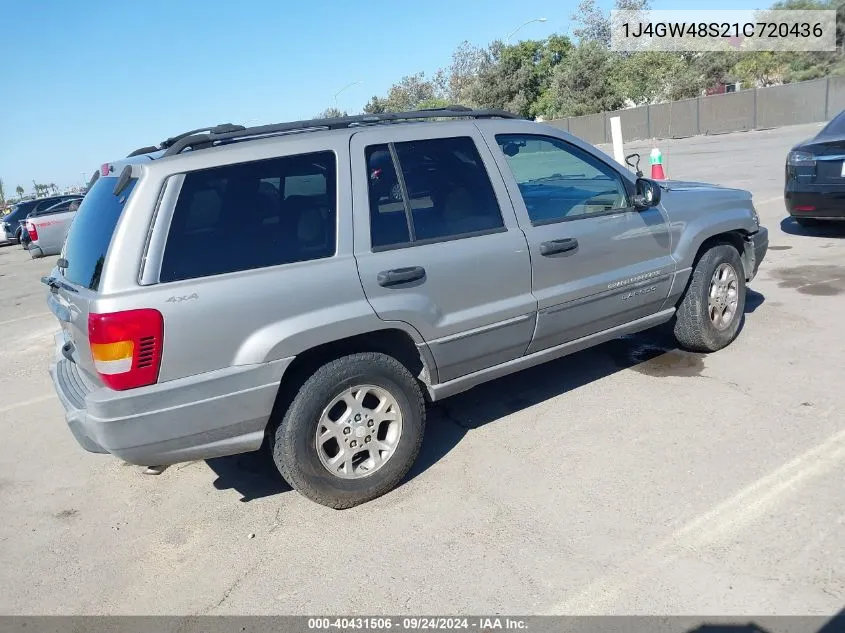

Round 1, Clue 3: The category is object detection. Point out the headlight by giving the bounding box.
[787,150,816,166]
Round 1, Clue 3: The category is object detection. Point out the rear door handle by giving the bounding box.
[540,238,578,256]
[377,266,426,287]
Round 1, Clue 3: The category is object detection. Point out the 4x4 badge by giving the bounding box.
[166,293,198,303]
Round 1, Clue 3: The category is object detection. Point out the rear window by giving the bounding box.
[820,110,845,137]
[62,176,136,291]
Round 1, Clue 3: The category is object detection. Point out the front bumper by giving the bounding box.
[744,227,768,282]
[49,334,293,465]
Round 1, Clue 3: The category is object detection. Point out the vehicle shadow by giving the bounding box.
[206,447,292,502]
[779,216,845,238]
[206,292,766,502]
[684,609,845,633]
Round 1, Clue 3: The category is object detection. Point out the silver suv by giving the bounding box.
[46,108,768,508]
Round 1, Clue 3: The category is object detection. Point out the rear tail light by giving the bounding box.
[787,151,816,167]
[26,221,37,241]
[88,309,163,390]
[794,205,816,212]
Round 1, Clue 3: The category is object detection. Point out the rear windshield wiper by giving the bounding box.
[40,275,78,293]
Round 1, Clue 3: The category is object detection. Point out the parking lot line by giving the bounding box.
[0,312,52,327]
[0,394,56,414]
[548,425,845,614]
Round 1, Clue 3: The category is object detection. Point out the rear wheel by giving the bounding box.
[673,244,746,353]
[272,352,425,509]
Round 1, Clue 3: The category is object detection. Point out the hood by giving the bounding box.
[659,180,730,191]
[658,179,752,202]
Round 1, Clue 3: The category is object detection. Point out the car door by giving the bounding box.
[479,126,675,354]
[350,124,537,383]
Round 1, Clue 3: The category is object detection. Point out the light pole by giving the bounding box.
[334,80,363,112]
[506,17,547,44]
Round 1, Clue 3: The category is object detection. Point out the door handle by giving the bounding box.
[540,238,578,256]
[377,266,426,287]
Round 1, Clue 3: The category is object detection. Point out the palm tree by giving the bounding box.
[16,185,24,199]
[0,178,5,205]
[50,182,58,195]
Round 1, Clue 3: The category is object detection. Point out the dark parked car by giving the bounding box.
[786,111,845,226]
[2,195,82,243]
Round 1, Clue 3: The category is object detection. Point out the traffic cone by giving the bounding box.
[649,148,666,180]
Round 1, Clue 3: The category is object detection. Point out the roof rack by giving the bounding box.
[161,106,522,158]
[125,123,246,158]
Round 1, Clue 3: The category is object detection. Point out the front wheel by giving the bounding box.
[272,352,425,509]
[673,244,746,353]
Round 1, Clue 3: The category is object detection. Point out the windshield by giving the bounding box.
[61,176,137,291]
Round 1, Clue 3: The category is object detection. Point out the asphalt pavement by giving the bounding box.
[0,122,843,616]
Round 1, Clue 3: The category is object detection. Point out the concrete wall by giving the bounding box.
[826,75,845,119]
[568,113,607,145]
[756,79,827,129]
[605,106,649,143]
[550,75,838,145]
[699,90,756,135]
[647,98,698,139]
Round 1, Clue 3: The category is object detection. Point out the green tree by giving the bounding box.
[316,107,347,118]
[467,36,572,118]
[0,178,5,205]
[543,41,625,116]
[437,40,487,105]
[16,185,24,199]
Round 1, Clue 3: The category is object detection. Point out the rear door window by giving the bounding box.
[366,137,504,249]
[160,151,336,282]
[62,177,136,290]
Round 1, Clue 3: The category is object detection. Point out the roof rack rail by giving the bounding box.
[125,123,246,158]
[161,107,522,157]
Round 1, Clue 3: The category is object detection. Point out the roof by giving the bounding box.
[124,106,522,161]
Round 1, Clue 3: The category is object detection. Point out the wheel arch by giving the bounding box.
[264,327,436,444]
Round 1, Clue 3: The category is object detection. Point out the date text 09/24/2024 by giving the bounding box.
[307,617,528,630]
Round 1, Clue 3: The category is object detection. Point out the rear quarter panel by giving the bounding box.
[103,133,423,383]
[30,210,76,255]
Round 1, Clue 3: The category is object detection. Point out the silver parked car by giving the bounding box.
[45,108,768,508]
[25,197,83,258]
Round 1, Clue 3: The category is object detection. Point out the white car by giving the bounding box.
[26,198,82,258]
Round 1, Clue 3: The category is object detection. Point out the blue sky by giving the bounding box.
[0,0,761,193]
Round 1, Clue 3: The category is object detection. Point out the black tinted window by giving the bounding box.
[366,137,503,249]
[40,200,74,216]
[820,110,845,136]
[161,151,336,282]
[62,177,136,291]
[367,146,411,248]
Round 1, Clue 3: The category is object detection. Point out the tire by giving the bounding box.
[13,228,21,244]
[272,352,425,509]
[673,243,746,353]
[795,217,820,227]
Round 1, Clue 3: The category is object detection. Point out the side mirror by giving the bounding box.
[633,177,662,210]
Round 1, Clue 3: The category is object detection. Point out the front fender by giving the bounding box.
[661,188,758,271]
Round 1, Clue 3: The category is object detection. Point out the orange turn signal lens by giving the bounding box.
[91,340,134,362]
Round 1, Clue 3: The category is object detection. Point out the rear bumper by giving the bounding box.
[785,190,845,219]
[49,335,293,465]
